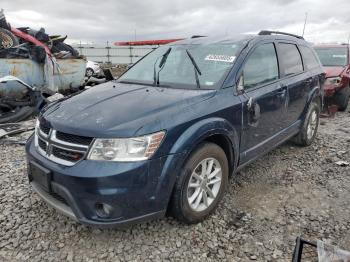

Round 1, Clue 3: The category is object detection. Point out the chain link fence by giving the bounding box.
[72,42,157,64]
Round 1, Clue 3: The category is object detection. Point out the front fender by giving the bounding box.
[153,117,240,209]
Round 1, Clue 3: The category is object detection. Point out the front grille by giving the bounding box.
[38,137,47,151]
[56,131,93,146]
[52,146,84,162]
[39,122,50,135]
[35,120,92,166]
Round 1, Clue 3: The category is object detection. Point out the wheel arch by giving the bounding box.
[155,117,240,213]
[169,117,239,174]
[304,85,323,119]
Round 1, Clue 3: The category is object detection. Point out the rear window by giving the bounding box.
[299,46,320,70]
[314,47,348,67]
[278,43,303,76]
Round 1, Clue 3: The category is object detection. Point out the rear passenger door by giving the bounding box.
[276,42,309,127]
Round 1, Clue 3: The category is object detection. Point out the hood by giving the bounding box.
[323,66,345,78]
[41,82,216,137]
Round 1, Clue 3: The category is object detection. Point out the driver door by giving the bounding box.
[238,42,288,164]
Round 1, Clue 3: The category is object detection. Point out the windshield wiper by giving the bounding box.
[153,47,172,86]
[185,49,202,89]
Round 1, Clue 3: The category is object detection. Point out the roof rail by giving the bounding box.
[258,30,304,40]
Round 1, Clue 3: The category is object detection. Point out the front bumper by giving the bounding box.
[323,81,348,97]
[25,135,185,227]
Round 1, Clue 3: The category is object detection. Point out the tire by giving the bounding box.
[293,102,320,146]
[0,105,35,124]
[0,28,19,48]
[170,142,229,224]
[86,68,94,77]
[335,85,350,112]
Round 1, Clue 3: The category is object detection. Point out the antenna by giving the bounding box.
[302,12,308,37]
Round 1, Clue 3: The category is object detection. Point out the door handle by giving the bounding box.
[276,84,287,94]
[305,79,313,84]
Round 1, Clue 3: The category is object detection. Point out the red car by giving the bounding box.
[314,44,350,111]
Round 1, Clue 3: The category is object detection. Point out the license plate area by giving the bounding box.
[29,161,52,192]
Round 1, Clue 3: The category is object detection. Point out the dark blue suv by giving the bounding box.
[26,31,325,227]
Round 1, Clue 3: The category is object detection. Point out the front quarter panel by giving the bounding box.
[152,116,241,209]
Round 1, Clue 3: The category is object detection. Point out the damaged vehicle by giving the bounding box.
[314,44,350,111]
[0,9,86,123]
[26,31,324,227]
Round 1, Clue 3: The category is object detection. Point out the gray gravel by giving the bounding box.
[0,107,350,261]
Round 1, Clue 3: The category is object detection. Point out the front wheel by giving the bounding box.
[335,85,350,111]
[170,143,229,224]
[293,102,320,146]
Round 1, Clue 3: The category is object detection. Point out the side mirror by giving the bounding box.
[237,74,245,94]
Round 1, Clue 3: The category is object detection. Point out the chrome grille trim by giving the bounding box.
[35,123,91,166]
[51,130,89,150]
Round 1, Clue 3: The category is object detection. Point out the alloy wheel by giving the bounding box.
[307,110,317,140]
[86,68,94,77]
[187,157,222,212]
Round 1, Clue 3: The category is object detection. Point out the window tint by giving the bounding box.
[299,45,320,70]
[243,43,279,89]
[278,43,303,76]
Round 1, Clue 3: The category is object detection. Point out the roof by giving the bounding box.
[170,32,307,46]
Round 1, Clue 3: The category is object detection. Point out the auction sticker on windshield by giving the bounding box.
[205,54,236,63]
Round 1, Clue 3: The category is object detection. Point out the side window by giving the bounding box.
[278,43,303,76]
[299,45,321,70]
[243,43,279,89]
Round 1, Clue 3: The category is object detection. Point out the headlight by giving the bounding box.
[325,76,342,86]
[87,131,165,162]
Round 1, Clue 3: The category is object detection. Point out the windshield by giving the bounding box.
[315,47,348,67]
[118,43,242,89]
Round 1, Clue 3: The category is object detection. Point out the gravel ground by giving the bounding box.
[0,107,349,261]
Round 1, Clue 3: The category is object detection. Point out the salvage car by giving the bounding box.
[85,60,102,77]
[26,31,324,226]
[314,44,350,111]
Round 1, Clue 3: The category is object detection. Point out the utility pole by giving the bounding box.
[79,40,83,55]
[302,12,308,37]
[106,41,110,63]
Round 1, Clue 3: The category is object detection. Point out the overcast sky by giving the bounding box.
[2,0,350,45]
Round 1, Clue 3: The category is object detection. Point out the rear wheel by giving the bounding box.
[293,102,320,146]
[170,143,228,224]
[86,68,94,77]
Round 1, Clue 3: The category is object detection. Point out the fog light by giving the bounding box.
[95,202,113,218]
